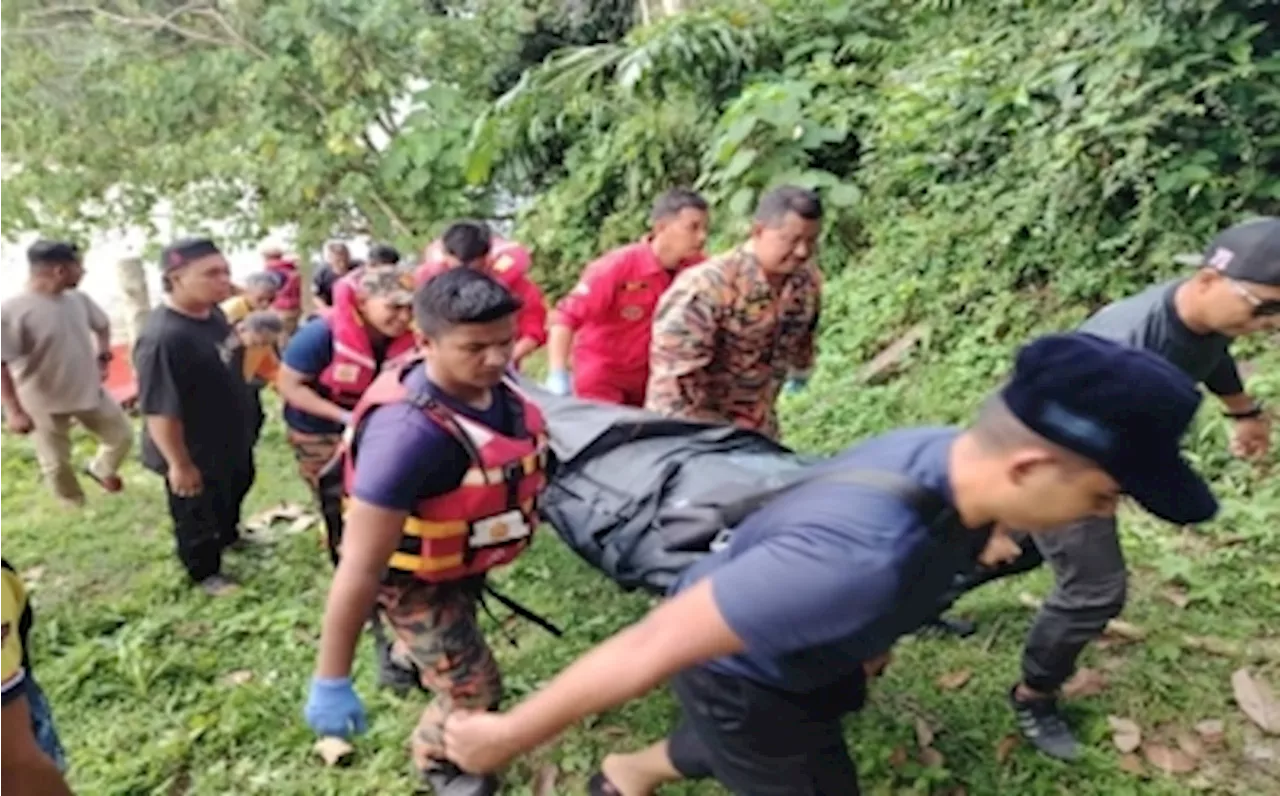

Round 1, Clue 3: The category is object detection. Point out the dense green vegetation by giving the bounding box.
[2,0,1278,794]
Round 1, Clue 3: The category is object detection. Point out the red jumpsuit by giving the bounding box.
[551,241,701,406]
[415,238,548,354]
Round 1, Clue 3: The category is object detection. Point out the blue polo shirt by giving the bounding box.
[672,427,983,693]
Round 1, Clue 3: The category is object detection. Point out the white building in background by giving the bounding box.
[0,209,377,343]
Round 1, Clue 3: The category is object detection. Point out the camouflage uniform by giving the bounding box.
[376,574,502,774]
[288,429,344,559]
[645,246,822,439]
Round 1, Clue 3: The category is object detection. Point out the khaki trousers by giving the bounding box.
[30,390,133,503]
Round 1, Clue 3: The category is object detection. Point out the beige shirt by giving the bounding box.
[1,289,110,415]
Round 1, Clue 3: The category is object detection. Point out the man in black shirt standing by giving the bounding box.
[936,217,1280,759]
[133,237,256,596]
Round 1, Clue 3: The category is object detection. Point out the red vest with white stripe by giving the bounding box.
[414,236,531,290]
[315,278,416,409]
[340,366,548,582]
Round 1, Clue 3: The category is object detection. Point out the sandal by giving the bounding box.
[82,466,123,493]
[587,771,623,796]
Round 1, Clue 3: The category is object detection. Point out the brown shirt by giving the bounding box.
[645,246,822,439]
[1,289,109,415]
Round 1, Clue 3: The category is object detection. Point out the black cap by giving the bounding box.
[1001,333,1217,525]
[161,237,221,272]
[27,240,80,266]
[1201,217,1280,286]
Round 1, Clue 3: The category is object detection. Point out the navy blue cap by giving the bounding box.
[1001,333,1217,525]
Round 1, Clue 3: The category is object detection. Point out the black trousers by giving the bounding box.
[165,458,255,582]
[935,516,1126,692]
[667,665,864,795]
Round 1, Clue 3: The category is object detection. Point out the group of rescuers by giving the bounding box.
[4,181,1278,795]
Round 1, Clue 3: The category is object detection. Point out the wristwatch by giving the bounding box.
[1223,402,1264,420]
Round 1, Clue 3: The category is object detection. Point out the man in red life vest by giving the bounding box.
[277,266,417,557]
[416,221,548,366]
[305,267,545,796]
[261,242,303,338]
[544,189,709,406]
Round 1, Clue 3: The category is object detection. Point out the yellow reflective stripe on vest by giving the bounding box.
[459,448,546,487]
[388,551,463,573]
[402,516,468,539]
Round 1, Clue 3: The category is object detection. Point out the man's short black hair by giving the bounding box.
[367,243,401,266]
[28,240,80,269]
[651,188,708,224]
[754,185,823,226]
[414,266,523,338]
[441,221,492,265]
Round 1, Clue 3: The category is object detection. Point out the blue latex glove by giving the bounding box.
[544,369,572,396]
[783,377,809,395]
[304,677,367,738]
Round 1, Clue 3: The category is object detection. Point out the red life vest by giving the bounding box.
[414,236,531,289]
[315,278,416,409]
[340,367,548,582]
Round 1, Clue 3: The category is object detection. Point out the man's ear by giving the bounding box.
[1006,448,1054,486]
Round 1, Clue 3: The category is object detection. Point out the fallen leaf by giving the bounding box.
[25,565,46,584]
[1186,774,1214,791]
[1107,716,1142,753]
[1104,619,1147,642]
[995,733,1020,763]
[1232,668,1280,734]
[1176,731,1205,760]
[1242,733,1278,765]
[914,717,935,749]
[1062,667,1108,699]
[918,747,945,767]
[313,737,354,767]
[1118,753,1145,775]
[221,669,254,687]
[286,514,318,535]
[936,669,972,690]
[1162,587,1191,609]
[531,763,558,796]
[888,745,909,768]
[1143,742,1197,774]
[1099,655,1127,673]
[1194,719,1225,747]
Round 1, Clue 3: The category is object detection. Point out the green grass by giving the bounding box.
[3,340,1279,795]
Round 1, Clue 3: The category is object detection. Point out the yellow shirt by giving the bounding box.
[2,564,29,700]
[220,295,252,325]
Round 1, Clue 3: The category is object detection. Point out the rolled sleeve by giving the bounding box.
[1203,352,1245,397]
[645,269,722,421]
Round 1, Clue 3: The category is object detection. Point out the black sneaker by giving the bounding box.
[917,614,977,639]
[1009,686,1080,760]
[421,762,499,796]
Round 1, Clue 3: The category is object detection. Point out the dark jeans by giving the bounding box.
[27,675,66,772]
[667,665,864,795]
[937,515,1126,693]
[165,459,255,582]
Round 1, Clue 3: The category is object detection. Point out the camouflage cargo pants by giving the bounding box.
[376,575,502,774]
[286,428,344,561]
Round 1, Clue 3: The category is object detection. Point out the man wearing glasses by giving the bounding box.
[997,216,1280,760]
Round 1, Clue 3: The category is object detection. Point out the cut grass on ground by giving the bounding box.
[2,355,1279,795]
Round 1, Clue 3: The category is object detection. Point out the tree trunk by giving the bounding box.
[116,256,151,350]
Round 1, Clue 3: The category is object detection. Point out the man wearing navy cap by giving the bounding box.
[930,217,1280,759]
[440,333,1215,794]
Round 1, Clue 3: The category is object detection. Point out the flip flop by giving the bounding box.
[587,772,623,796]
[82,466,123,493]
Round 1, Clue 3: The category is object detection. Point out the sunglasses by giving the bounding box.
[1227,279,1280,317]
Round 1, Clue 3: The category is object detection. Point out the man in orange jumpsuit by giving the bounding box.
[415,222,548,366]
[544,189,709,406]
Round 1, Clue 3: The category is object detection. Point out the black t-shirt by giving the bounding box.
[133,305,255,474]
